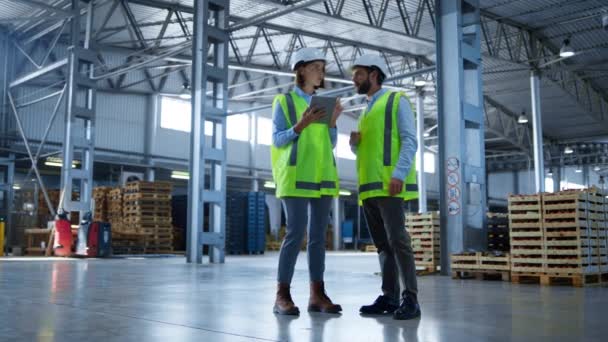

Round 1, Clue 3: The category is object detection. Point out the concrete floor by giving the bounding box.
[1,252,607,342]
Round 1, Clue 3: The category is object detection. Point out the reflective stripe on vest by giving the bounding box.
[285,93,298,166]
[359,182,418,193]
[296,181,337,191]
[383,92,396,166]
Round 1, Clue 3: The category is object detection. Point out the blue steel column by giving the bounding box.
[187,0,229,264]
[416,90,427,213]
[436,0,487,274]
[552,166,561,192]
[59,0,96,218]
[0,155,14,254]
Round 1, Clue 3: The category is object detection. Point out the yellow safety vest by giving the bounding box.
[271,91,339,198]
[356,91,418,201]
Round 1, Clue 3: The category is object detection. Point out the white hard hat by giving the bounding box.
[291,47,326,70]
[351,54,389,78]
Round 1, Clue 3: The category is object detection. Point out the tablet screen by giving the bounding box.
[309,96,336,125]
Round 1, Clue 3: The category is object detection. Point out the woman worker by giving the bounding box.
[271,47,343,315]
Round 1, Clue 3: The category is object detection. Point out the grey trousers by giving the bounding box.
[362,197,418,304]
[277,196,332,284]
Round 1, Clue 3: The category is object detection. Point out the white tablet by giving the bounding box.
[309,96,336,125]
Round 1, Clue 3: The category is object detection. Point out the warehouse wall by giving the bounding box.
[488,166,605,201]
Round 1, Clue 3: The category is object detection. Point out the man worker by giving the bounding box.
[349,54,421,320]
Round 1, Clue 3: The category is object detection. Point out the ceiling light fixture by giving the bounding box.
[44,157,78,168]
[339,190,352,196]
[517,111,528,124]
[564,145,574,154]
[171,171,189,180]
[414,77,426,87]
[594,166,601,172]
[559,38,575,58]
[179,83,191,100]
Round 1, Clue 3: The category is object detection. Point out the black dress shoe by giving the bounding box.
[393,296,421,320]
[359,295,399,315]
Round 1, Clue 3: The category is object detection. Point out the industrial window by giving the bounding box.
[159,96,215,136]
[545,178,554,192]
[257,117,272,146]
[416,152,436,174]
[160,96,192,133]
[336,133,356,160]
[226,114,250,142]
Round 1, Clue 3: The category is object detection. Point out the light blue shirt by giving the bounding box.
[351,88,418,181]
[272,86,337,148]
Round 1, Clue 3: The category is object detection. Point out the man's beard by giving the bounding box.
[355,78,371,94]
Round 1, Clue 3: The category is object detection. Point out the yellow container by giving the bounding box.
[0,220,4,256]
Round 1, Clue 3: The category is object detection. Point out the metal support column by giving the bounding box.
[145,94,159,182]
[530,71,545,193]
[416,89,427,213]
[187,0,229,264]
[59,0,97,218]
[552,166,561,192]
[0,155,15,254]
[583,165,590,188]
[437,0,487,274]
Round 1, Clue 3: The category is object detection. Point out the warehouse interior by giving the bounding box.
[1,0,608,341]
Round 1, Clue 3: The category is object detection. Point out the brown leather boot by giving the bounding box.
[308,281,342,314]
[273,283,300,315]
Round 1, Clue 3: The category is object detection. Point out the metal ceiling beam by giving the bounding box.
[229,0,326,32]
[10,0,73,16]
[480,9,608,125]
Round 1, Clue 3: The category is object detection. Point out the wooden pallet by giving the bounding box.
[417,265,439,275]
[511,271,608,287]
[124,216,172,224]
[406,211,439,222]
[266,241,282,251]
[365,245,378,252]
[124,192,172,201]
[124,209,172,216]
[124,181,172,193]
[452,269,510,281]
[451,252,479,269]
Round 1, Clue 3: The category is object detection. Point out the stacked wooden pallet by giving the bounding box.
[107,187,124,233]
[451,252,510,281]
[123,181,173,254]
[587,189,608,274]
[112,231,148,255]
[407,211,440,273]
[508,189,608,287]
[508,195,545,275]
[92,186,111,222]
[537,190,607,286]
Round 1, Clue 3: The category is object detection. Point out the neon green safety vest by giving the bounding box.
[271,91,339,198]
[356,91,418,201]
